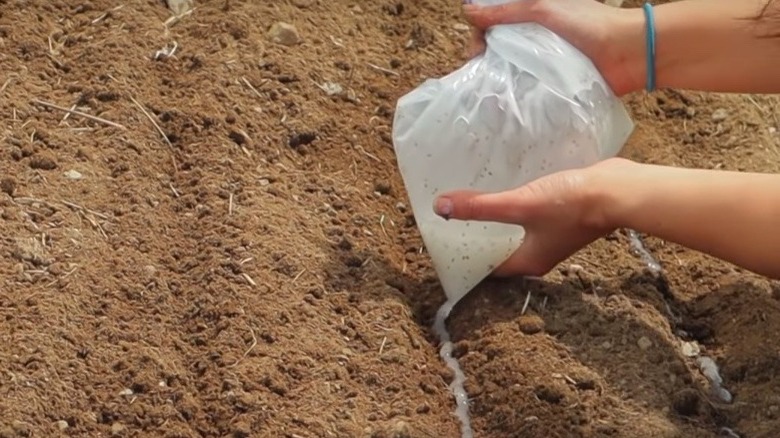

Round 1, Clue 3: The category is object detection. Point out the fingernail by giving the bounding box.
[434,197,453,219]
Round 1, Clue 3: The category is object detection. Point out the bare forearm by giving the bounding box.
[599,164,780,279]
[618,0,780,94]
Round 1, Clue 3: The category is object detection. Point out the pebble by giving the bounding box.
[518,315,544,335]
[671,388,700,416]
[166,0,193,15]
[453,23,470,32]
[111,423,125,435]
[269,22,300,46]
[64,169,83,180]
[143,265,157,278]
[390,420,411,438]
[320,81,342,96]
[55,420,69,431]
[637,336,652,351]
[711,108,728,122]
[681,341,700,357]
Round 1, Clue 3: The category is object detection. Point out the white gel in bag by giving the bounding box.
[393,0,634,305]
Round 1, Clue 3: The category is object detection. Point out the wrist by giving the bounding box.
[610,8,649,95]
[581,158,641,231]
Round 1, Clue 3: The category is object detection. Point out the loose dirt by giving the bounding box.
[1,1,779,437]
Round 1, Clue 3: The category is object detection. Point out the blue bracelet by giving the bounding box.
[642,2,657,92]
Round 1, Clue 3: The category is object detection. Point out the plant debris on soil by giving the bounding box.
[1,1,780,437]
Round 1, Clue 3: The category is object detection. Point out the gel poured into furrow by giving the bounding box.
[433,300,473,438]
[628,229,661,272]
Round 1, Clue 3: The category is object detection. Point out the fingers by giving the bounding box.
[434,189,533,224]
[464,1,542,30]
[467,27,486,58]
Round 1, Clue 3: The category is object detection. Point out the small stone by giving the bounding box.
[600,341,612,350]
[453,23,470,32]
[292,0,314,7]
[232,421,251,438]
[637,336,652,351]
[111,422,126,435]
[55,420,69,431]
[11,421,30,436]
[118,388,134,396]
[374,182,391,195]
[681,341,700,357]
[395,202,406,212]
[711,108,728,122]
[29,156,57,170]
[672,388,700,416]
[390,420,411,438]
[685,106,696,118]
[167,0,193,15]
[143,265,157,277]
[268,22,300,46]
[518,315,544,335]
[0,178,15,196]
[352,5,363,13]
[320,81,342,96]
[64,169,83,180]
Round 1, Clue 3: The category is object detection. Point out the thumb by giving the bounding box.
[492,232,552,277]
[464,1,543,30]
[433,188,537,224]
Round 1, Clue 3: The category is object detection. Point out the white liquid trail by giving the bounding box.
[627,229,662,272]
[433,300,473,438]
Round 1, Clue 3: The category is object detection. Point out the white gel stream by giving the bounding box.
[628,232,736,408]
[433,300,473,438]
[628,229,662,272]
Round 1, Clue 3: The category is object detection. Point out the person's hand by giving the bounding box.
[432,158,635,277]
[463,0,645,96]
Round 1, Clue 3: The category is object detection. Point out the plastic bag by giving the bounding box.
[391,0,634,305]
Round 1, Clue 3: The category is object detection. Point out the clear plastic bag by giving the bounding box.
[392,0,634,305]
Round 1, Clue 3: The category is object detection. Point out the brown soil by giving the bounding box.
[1,1,779,437]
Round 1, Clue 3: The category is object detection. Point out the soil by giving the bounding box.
[1,1,779,437]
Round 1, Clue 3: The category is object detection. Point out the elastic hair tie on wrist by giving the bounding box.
[642,2,657,92]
